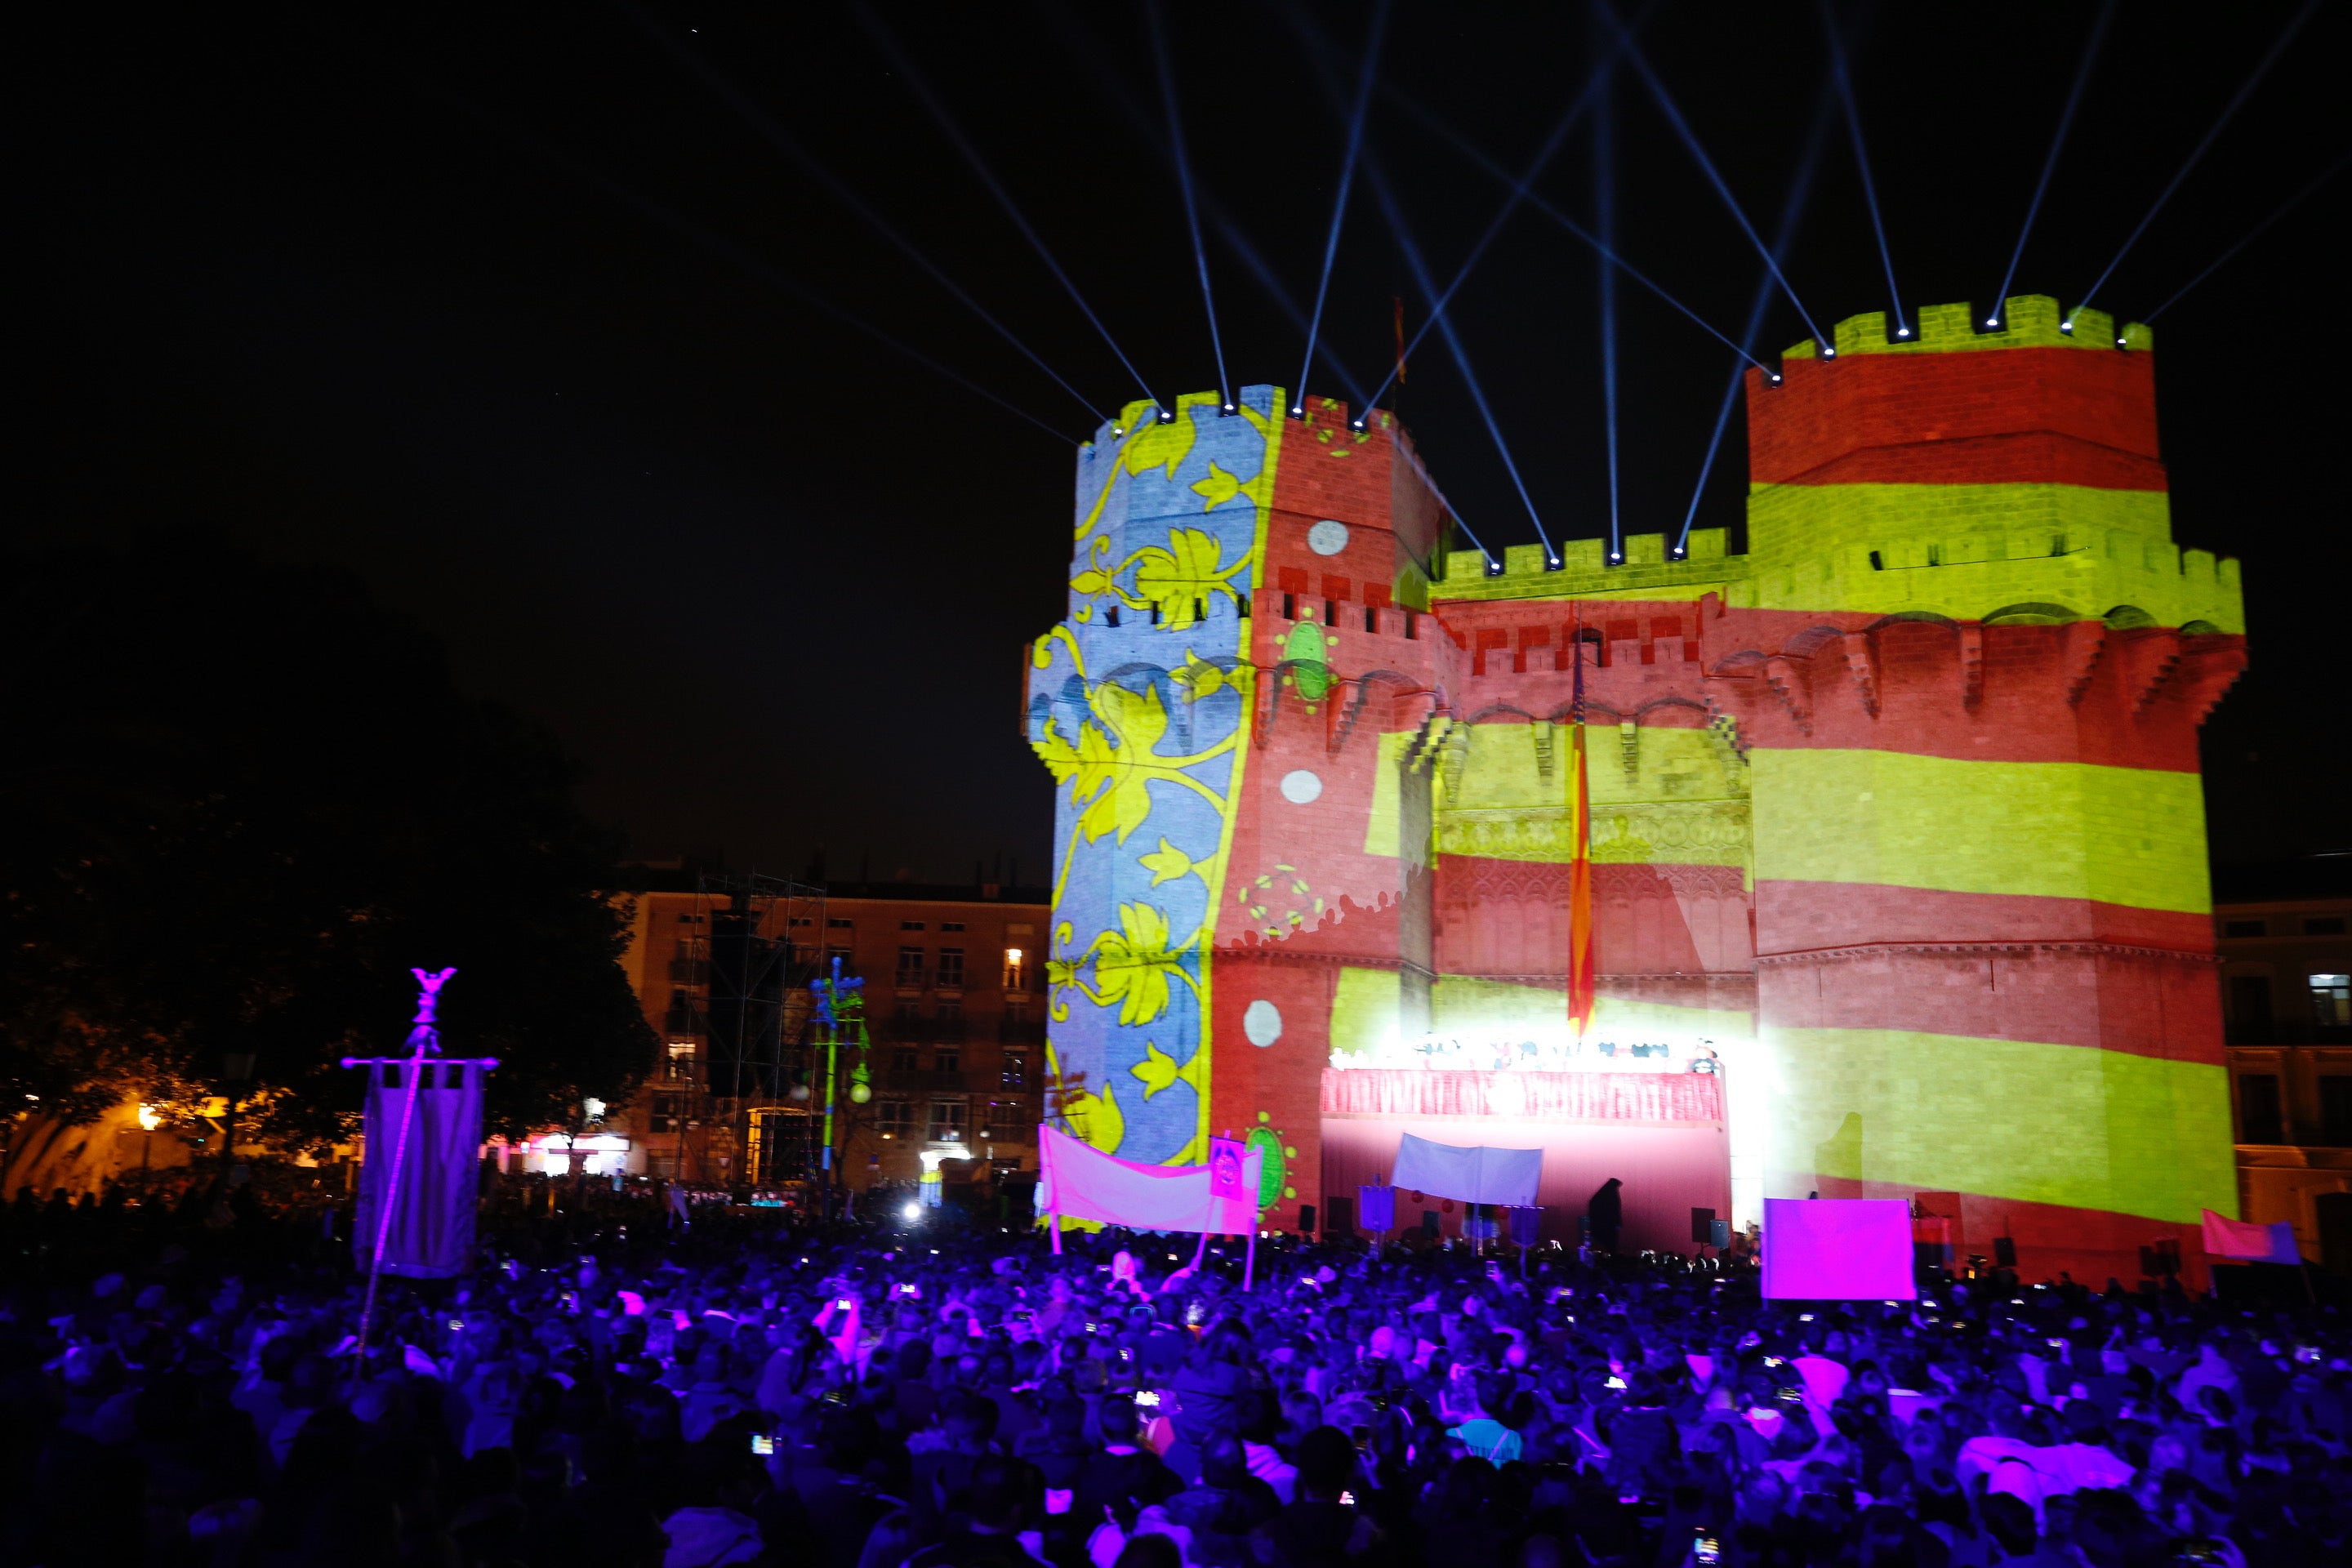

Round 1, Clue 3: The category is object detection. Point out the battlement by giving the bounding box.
[1778,294,2152,361]
[1433,529,1748,601]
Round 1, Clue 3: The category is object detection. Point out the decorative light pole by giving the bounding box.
[808,956,869,1216]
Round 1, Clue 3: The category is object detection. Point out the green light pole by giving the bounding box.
[811,958,869,1217]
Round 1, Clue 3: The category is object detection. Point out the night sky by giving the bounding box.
[24,3,2348,881]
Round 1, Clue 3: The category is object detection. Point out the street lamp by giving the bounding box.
[136,1104,161,1174]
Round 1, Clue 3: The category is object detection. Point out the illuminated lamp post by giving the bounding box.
[808,957,870,1218]
[136,1104,161,1175]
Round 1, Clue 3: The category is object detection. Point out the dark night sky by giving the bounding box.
[22,2,2350,880]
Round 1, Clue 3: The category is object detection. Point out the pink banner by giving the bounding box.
[1037,1125,1260,1236]
[1320,1069,1724,1123]
[1762,1197,1917,1300]
[2201,1208,2300,1263]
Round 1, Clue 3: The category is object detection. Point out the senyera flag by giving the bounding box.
[1566,606,1596,1039]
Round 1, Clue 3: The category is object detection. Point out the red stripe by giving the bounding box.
[1747,346,2159,487]
[1765,431,2167,490]
[1756,880,2212,954]
[1756,924,2222,1067]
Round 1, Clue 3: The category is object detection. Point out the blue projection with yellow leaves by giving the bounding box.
[1024,386,1283,1168]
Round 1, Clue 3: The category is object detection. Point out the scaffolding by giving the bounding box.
[675,870,826,1187]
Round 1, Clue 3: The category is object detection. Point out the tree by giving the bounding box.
[1,535,656,1178]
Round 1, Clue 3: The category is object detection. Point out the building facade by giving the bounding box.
[2214,858,2352,1271]
[1025,295,2246,1282]
[612,871,1048,1194]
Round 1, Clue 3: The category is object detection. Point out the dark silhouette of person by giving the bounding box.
[1588,1178,1624,1253]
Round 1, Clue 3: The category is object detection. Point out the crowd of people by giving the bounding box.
[1,1183,2347,1568]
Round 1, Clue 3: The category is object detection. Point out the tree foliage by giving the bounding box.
[2,536,656,1154]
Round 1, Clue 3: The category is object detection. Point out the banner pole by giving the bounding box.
[1192,1227,1209,1270]
[1243,1224,1256,1292]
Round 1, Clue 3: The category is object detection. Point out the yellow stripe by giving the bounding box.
[1762,1025,2234,1223]
[1431,974,1752,1040]
[1751,749,2209,912]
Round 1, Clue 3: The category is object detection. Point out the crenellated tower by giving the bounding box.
[1026,297,2245,1280]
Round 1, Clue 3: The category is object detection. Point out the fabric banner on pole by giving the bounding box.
[1761,1198,1917,1300]
[1508,1206,1542,1246]
[1357,1184,1396,1232]
[2201,1208,2301,1263]
[1036,1125,1260,1236]
[354,1058,487,1279]
[1390,1132,1541,1207]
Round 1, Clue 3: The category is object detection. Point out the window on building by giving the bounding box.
[942,921,966,933]
[1004,947,1028,989]
[2228,976,2273,1032]
[938,948,965,987]
[2321,1077,2352,1147]
[895,1002,923,1030]
[651,1093,688,1132]
[790,943,816,966]
[935,1049,961,1076]
[901,920,927,931]
[929,1099,966,1142]
[2309,917,2348,936]
[2224,920,2267,938]
[664,1040,697,1082]
[898,946,926,984]
[891,1048,919,1072]
[2238,1074,2285,1144]
[827,917,853,929]
[1002,1052,1027,1087]
[1008,923,1035,937]
[935,1000,964,1042]
[2312,974,2352,1027]
[875,1099,911,1136]
[826,946,853,973]
[789,916,813,927]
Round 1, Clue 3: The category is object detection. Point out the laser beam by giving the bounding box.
[1145,0,1229,409]
[2144,148,2350,322]
[1365,155,1557,566]
[1383,91,1772,374]
[627,8,1105,424]
[859,7,1164,412]
[1294,0,1392,420]
[1361,14,1640,412]
[2074,0,2322,323]
[1820,0,1907,337]
[1597,0,1827,351]
[1594,27,1623,560]
[1676,78,1840,558]
[1989,0,2115,328]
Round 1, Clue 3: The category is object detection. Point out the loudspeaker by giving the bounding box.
[1690,1207,1717,1245]
[1993,1236,2017,1267]
[1298,1205,1316,1235]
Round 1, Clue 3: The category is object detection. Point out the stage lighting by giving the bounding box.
[1895,327,1912,338]
[902,1203,920,1222]
[1156,408,1176,424]
[1821,347,1837,359]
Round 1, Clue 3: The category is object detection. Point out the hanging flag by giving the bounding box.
[1392,296,1408,385]
[1567,609,1597,1038]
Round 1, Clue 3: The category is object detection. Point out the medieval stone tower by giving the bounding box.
[1026,295,2244,1282]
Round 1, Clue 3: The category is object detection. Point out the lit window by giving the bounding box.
[2314,974,2352,1027]
[1004,947,1027,989]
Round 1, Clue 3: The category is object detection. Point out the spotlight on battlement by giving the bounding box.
[1821,346,1838,359]
[1483,555,1505,577]
[1156,407,1176,425]
[1606,549,1626,566]
[1668,543,1688,560]
[1894,326,1913,339]
[1767,372,1784,386]
[2060,316,2075,335]
[1221,402,1237,416]
[1984,316,2002,328]
[1348,417,1366,431]
[1288,404,1305,419]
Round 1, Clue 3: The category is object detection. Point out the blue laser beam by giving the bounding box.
[1293,0,1392,419]
[1145,0,1229,409]
[1989,0,2115,328]
[1676,78,1840,558]
[628,8,1104,424]
[858,7,1164,412]
[1597,0,1827,353]
[446,91,1069,443]
[1365,154,1556,565]
[2145,148,2350,322]
[2074,0,2322,323]
[1030,0,1371,407]
[1820,0,1906,337]
[1383,91,1772,374]
[1359,14,1641,413]
[1594,33,1623,560]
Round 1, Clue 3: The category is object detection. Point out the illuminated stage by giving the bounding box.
[1030,296,2243,1285]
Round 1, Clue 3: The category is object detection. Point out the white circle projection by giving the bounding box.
[1244,1000,1283,1047]
[1307,519,1351,556]
[1279,769,1323,804]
